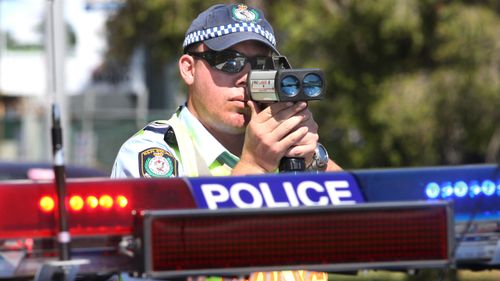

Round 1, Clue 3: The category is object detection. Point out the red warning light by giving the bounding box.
[39,196,55,213]
[116,195,128,208]
[2,177,194,240]
[69,196,84,211]
[99,195,113,209]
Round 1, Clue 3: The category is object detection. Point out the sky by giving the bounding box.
[1,0,44,44]
[0,0,116,95]
[1,0,111,46]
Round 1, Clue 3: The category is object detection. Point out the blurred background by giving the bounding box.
[0,0,498,174]
[0,1,498,279]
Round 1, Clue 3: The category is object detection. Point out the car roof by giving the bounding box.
[0,161,107,180]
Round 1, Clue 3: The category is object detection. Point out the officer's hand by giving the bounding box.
[284,104,319,167]
[233,101,311,174]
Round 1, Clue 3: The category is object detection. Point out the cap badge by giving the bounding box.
[231,4,260,23]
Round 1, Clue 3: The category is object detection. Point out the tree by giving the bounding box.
[105,0,500,168]
[105,0,222,110]
[268,0,500,168]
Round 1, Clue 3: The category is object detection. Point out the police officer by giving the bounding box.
[111,3,341,281]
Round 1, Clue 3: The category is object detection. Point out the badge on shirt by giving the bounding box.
[139,147,178,178]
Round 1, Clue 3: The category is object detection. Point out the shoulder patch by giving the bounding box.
[139,147,178,178]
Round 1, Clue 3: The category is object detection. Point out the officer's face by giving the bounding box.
[186,41,271,135]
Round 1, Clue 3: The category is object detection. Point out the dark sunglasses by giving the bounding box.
[186,49,275,73]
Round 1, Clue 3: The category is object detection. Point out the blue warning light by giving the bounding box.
[453,181,468,198]
[470,181,481,197]
[425,182,441,199]
[425,179,499,199]
[441,182,453,198]
[482,180,496,196]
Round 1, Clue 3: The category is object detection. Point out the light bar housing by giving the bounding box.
[134,201,454,279]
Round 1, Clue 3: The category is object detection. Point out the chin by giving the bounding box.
[221,122,246,135]
[224,124,246,135]
[213,114,247,134]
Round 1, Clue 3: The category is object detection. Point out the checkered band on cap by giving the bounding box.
[182,22,276,49]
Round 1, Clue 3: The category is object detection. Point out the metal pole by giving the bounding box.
[46,0,69,161]
[46,0,70,261]
[52,104,70,261]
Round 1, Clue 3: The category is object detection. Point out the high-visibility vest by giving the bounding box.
[249,271,328,281]
[204,271,328,281]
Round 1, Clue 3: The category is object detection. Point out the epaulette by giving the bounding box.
[143,120,178,147]
[143,120,171,135]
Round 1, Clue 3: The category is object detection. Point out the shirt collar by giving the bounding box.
[178,105,239,168]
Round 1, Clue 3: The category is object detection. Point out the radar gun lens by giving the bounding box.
[303,73,323,97]
[280,75,300,97]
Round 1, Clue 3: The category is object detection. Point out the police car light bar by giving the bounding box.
[134,201,454,279]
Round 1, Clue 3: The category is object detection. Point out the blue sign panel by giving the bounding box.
[188,172,364,209]
[85,0,124,11]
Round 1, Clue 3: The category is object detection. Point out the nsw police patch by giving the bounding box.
[139,148,178,178]
[231,4,260,23]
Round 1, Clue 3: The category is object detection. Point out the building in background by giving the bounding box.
[0,0,151,172]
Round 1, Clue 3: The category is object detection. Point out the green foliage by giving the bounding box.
[105,0,500,168]
[269,0,500,168]
[106,0,221,62]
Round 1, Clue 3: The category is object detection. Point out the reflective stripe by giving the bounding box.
[166,114,239,177]
[203,276,247,281]
[217,151,238,168]
[249,271,327,281]
[307,271,327,281]
[283,271,298,281]
[209,161,232,176]
[164,115,211,176]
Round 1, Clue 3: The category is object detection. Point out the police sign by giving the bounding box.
[188,172,364,209]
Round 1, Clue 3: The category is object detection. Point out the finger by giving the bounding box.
[285,133,317,161]
[258,102,308,130]
[283,140,310,161]
[277,126,309,152]
[272,105,318,141]
[271,114,307,141]
[286,141,316,158]
[257,101,298,122]
[246,100,276,137]
[247,100,260,118]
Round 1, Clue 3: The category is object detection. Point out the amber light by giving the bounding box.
[39,196,55,212]
[86,196,99,209]
[69,196,84,211]
[116,195,128,208]
[99,195,114,209]
[38,194,130,212]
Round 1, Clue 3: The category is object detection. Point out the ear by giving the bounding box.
[179,54,195,85]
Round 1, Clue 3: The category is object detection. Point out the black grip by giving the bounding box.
[279,157,306,172]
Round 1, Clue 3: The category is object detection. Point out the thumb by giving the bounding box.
[247,100,261,119]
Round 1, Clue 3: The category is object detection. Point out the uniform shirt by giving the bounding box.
[111,105,239,178]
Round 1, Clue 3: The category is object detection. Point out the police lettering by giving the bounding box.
[200,180,355,209]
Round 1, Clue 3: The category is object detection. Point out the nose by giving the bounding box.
[235,63,251,99]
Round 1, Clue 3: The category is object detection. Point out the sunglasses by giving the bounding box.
[186,49,275,73]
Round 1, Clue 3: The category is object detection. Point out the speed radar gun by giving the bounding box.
[248,56,325,103]
[248,56,325,172]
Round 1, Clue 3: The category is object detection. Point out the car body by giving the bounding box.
[0,161,107,180]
